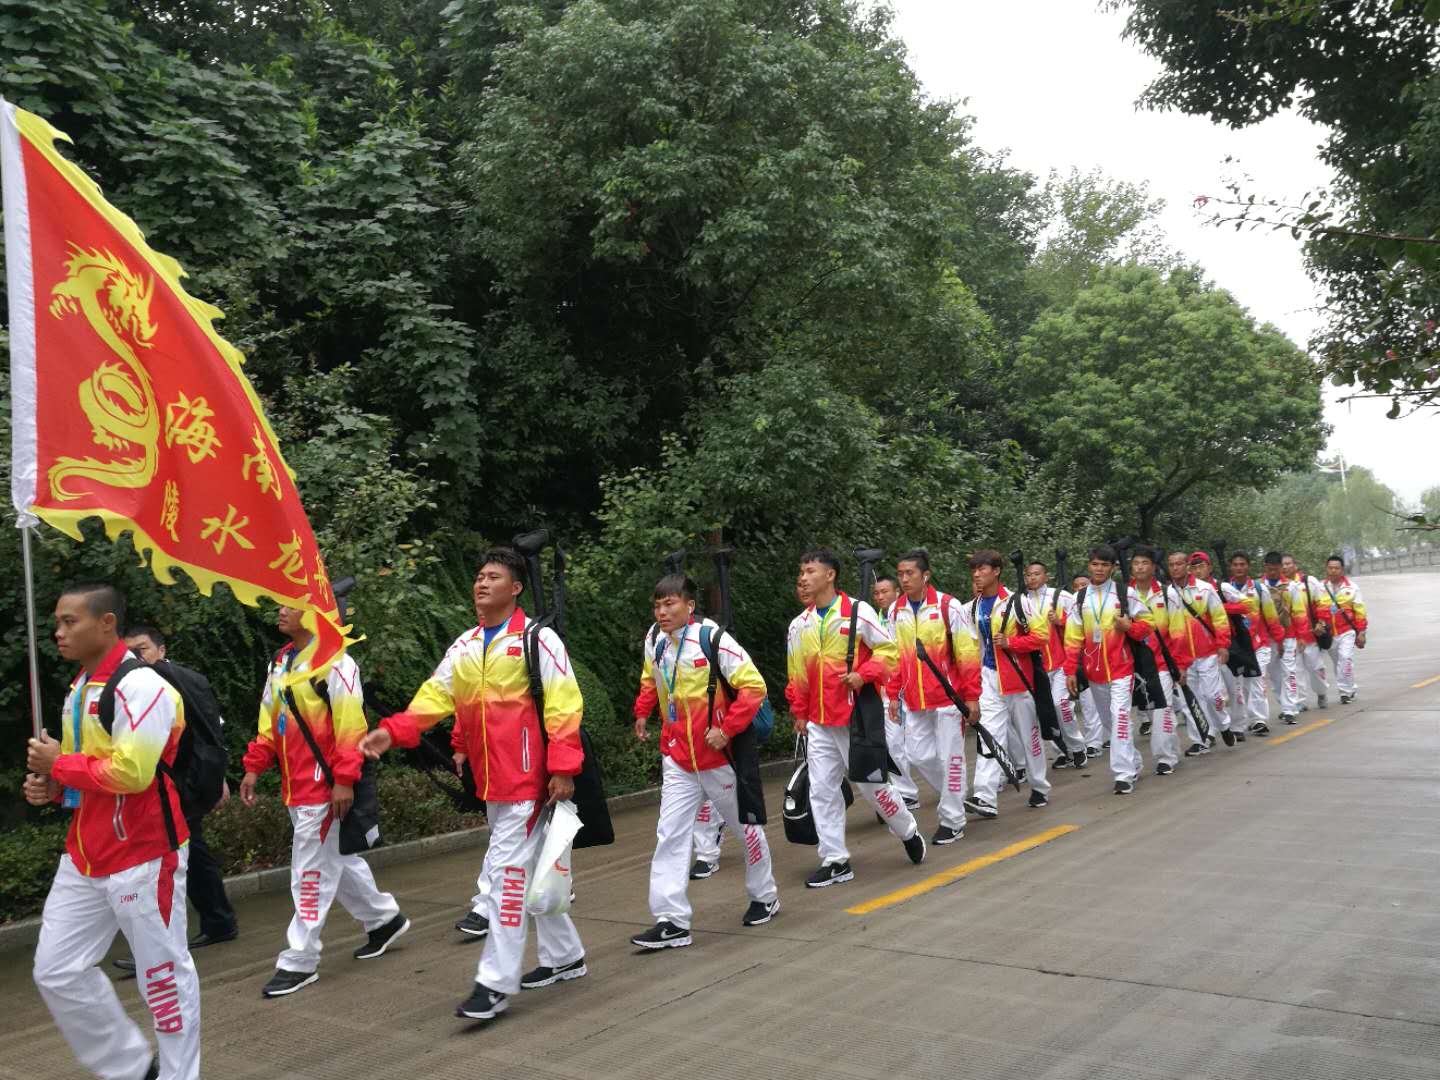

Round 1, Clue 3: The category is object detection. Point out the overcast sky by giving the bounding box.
[889,0,1435,503]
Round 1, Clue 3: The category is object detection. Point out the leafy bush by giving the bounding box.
[0,821,67,923]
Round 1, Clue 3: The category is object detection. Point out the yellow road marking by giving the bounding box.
[1266,717,1334,745]
[1412,674,1440,690]
[845,825,1079,915]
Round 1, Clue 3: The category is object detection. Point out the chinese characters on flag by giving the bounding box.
[3,101,348,672]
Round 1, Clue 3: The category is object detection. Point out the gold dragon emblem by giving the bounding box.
[46,245,160,501]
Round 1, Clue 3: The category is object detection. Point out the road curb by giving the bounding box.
[0,757,797,954]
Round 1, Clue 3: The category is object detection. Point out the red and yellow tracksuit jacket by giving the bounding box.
[956,586,1047,698]
[1063,582,1155,684]
[1318,577,1367,634]
[243,647,366,807]
[1129,580,1170,667]
[51,641,188,877]
[1026,585,1072,674]
[886,586,966,710]
[786,593,896,726]
[1279,573,1327,645]
[1160,577,1231,667]
[1222,577,1286,649]
[380,607,584,803]
[633,618,766,772]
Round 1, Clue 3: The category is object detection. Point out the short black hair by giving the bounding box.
[1130,546,1157,565]
[897,549,931,573]
[124,623,166,649]
[969,549,1003,571]
[477,547,527,592]
[1229,550,1251,564]
[60,582,126,629]
[1263,551,1284,565]
[1025,559,1047,572]
[1088,545,1118,565]
[653,573,697,603]
[874,573,899,590]
[1326,554,1345,567]
[799,548,841,575]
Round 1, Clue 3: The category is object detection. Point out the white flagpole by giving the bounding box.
[20,520,44,740]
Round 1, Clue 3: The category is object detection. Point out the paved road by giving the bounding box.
[3,574,1438,1080]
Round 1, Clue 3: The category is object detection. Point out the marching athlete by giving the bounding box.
[1223,553,1286,736]
[887,551,971,844]
[1161,551,1234,747]
[1320,555,1367,704]
[960,550,1052,817]
[1129,549,1180,775]
[1063,547,1155,794]
[27,583,200,1080]
[240,606,408,998]
[1261,552,1301,723]
[1023,560,1088,770]
[1281,554,1330,712]
[787,549,926,886]
[360,547,587,1021]
[873,571,922,809]
[631,574,779,946]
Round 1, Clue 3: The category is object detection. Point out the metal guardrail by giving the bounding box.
[1350,549,1440,574]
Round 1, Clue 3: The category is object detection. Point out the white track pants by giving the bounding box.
[35,850,200,1080]
[691,800,724,865]
[278,803,399,974]
[650,758,777,927]
[1272,638,1300,717]
[973,667,1050,802]
[1299,641,1329,702]
[1328,630,1358,695]
[1188,655,1229,735]
[1051,668,1085,753]
[805,723,917,865]
[1078,686,1104,748]
[1228,644,1272,728]
[904,705,967,829]
[1091,676,1139,782]
[1144,669,1179,768]
[885,697,920,802]
[477,800,585,994]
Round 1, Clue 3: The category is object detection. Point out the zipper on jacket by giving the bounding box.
[521,726,531,773]
[479,636,491,801]
[112,794,127,841]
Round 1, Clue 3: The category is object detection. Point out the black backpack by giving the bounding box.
[98,658,230,844]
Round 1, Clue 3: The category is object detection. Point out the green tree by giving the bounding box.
[1321,466,1403,553]
[1012,264,1327,537]
[1112,0,1440,411]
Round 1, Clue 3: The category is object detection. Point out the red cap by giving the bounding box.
[1188,551,1211,564]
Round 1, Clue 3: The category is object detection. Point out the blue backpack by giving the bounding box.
[696,624,775,740]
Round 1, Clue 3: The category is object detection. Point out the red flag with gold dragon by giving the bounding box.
[2,100,349,674]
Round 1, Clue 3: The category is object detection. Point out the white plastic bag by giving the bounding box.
[525,800,582,916]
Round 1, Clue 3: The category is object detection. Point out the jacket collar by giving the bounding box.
[76,640,132,687]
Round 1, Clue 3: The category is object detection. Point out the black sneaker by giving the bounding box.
[1052,753,1071,769]
[1206,734,1217,748]
[1317,696,1328,709]
[521,957,587,988]
[262,968,318,998]
[1102,739,1111,750]
[1234,731,1247,743]
[455,910,490,938]
[742,898,781,926]
[354,913,410,960]
[143,1056,159,1080]
[1281,713,1298,725]
[631,921,692,949]
[456,982,507,1020]
[112,956,136,975]
[1139,719,1152,736]
[962,796,998,819]
[806,861,855,888]
[1028,790,1049,809]
[1249,721,1270,736]
[1113,779,1135,796]
[1156,762,1174,776]
[903,831,927,865]
[1340,692,1355,704]
[932,824,964,845]
[1014,767,1028,785]
[1221,729,1236,747]
[688,860,719,880]
[1086,745,1102,759]
[1183,743,1205,757]
[1072,750,1088,769]
[903,795,922,811]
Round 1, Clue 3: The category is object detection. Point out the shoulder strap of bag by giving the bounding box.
[99,659,181,849]
[1323,582,1356,630]
[844,594,859,675]
[281,656,337,789]
[523,619,551,746]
